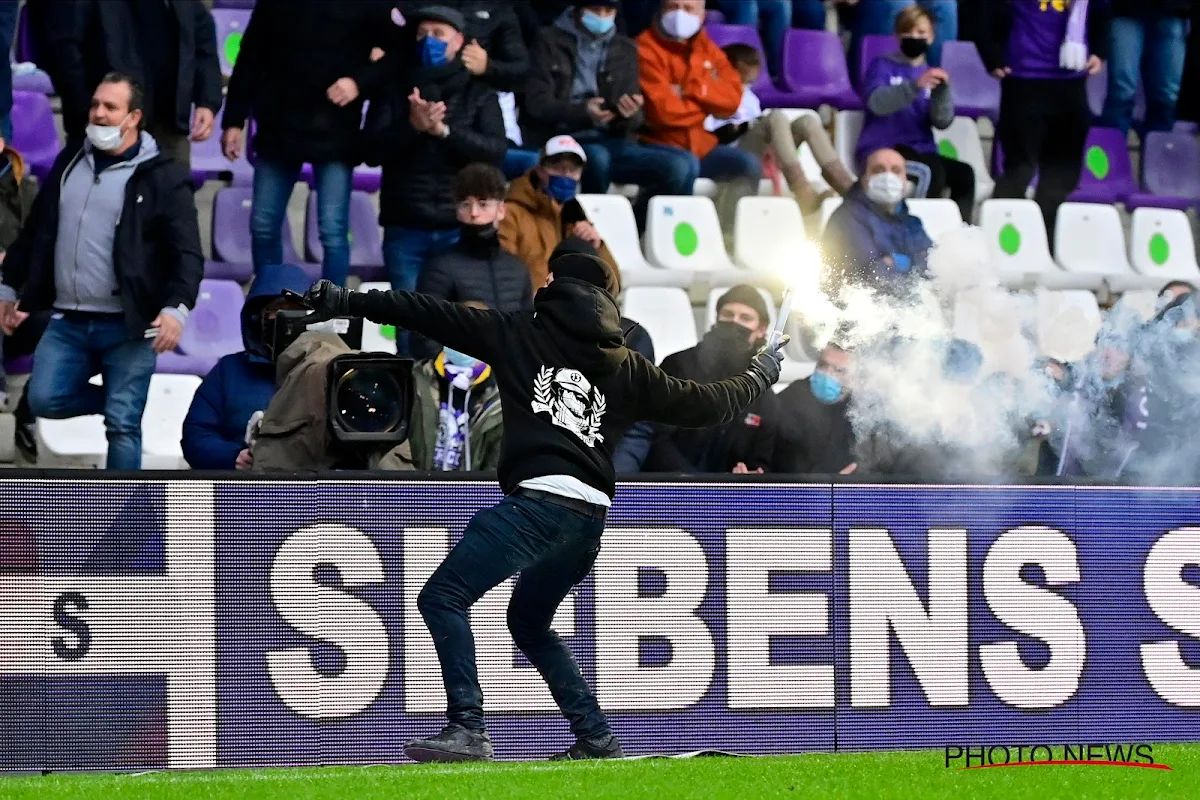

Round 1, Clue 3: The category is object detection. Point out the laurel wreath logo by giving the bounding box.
[531,366,554,415]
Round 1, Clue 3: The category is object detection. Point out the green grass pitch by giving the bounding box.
[3,745,1198,800]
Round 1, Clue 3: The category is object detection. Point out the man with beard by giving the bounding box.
[645,285,778,474]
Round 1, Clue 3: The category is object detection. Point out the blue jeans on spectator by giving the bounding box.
[27,313,157,471]
[700,144,763,183]
[717,0,792,76]
[0,0,18,141]
[251,159,352,286]
[383,226,460,353]
[598,139,699,229]
[793,0,828,29]
[417,492,609,737]
[1099,14,1188,135]
[503,148,540,181]
[852,0,958,66]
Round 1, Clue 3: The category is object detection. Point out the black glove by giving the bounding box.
[303,279,351,321]
[746,334,790,393]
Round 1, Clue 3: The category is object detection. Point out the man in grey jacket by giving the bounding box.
[0,73,203,470]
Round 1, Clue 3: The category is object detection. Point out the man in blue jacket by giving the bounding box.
[181,264,313,470]
[823,147,933,297]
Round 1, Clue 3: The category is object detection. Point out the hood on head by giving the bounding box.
[534,277,628,377]
[243,264,316,358]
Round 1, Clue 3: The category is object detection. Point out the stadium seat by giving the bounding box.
[213,9,251,79]
[356,282,398,354]
[1127,132,1200,211]
[10,91,60,179]
[1034,290,1103,363]
[12,66,53,95]
[620,287,697,363]
[1069,128,1137,204]
[978,199,1101,290]
[952,288,1037,374]
[576,194,686,288]
[156,351,217,377]
[817,196,843,234]
[204,260,254,283]
[1127,208,1200,281]
[1055,203,1159,292]
[692,178,719,198]
[941,41,1000,120]
[211,186,303,265]
[733,196,808,273]
[779,30,863,110]
[305,191,385,280]
[1116,289,1159,321]
[298,163,383,194]
[644,196,737,274]
[833,110,863,177]
[932,116,996,207]
[177,279,246,362]
[905,198,964,245]
[191,107,254,185]
[856,35,896,87]
[703,24,808,108]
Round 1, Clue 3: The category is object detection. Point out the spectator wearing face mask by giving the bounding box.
[181,264,314,471]
[360,6,507,305]
[857,6,975,224]
[499,135,620,290]
[645,285,779,474]
[823,147,933,296]
[413,163,533,358]
[637,0,761,231]
[1156,279,1196,314]
[773,342,857,474]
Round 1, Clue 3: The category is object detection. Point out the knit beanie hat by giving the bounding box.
[716,285,770,327]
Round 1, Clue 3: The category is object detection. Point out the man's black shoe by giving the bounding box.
[404,724,494,763]
[550,733,625,761]
[14,422,36,464]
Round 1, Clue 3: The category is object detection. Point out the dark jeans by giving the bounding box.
[1098,14,1188,135]
[896,145,977,223]
[416,492,610,739]
[252,158,352,286]
[994,77,1090,247]
[716,0,793,75]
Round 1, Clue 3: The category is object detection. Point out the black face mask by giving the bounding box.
[459,221,499,249]
[900,36,930,59]
[701,321,759,375]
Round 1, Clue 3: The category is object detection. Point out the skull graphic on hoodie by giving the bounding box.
[531,366,607,447]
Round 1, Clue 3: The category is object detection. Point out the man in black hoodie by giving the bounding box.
[302,251,787,763]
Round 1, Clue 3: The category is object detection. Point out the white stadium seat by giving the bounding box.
[1128,207,1200,282]
[1055,202,1158,292]
[357,281,398,354]
[932,116,996,207]
[952,288,1037,374]
[978,199,1102,290]
[576,194,686,288]
[692,178,719,198]
[733,196,808,273]
[817,196,842,235]
[1114,289,1159,322]
[833,110,863,179]
[906,198,964,245]
[1035,290,1104,362]
[644,195,737,273]
[621,287,698,363]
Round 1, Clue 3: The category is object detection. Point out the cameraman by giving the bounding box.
[181,264,313,470]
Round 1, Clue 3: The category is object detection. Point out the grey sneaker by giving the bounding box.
[404,724,494,763]
[549,733,625,761]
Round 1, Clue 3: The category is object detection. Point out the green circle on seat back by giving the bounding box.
[999,223,1021,255]
[381,325,396,341]
[674,222,698,256]
[224,32,243,68]
[1085,146,1110,180]
[1149,232,1171,265]
[937,140,958,160]
[347,231,355,246]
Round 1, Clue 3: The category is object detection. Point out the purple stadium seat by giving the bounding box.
[297,164,382,193]
[702,24,810,108]
[212,0,257,7]
[204,260,254,283]
[212,9,251,78]
[10,92,61,179]
[857,35,895,88]
[706,9,726,25]
[191,108,254,185]
[211,186,303,265]
[1068,127,1136,204]
[305,191,385,279]
[176,279,246,361]
[1126,132,1200,211]
[779,30,863,110]
[941,40,1000,120]
[13,70,53,95]
[156,351,217,377]
[3,354,34,376]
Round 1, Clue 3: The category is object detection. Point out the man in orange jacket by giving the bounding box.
[636,0,763,228]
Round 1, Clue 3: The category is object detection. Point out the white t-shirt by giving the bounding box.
[498,91,523,147]
[519,475,612,508]
[704,87,763,132]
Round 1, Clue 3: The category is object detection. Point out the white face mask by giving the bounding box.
[661,8,702,40]
[85,114,129,152]
[865,172,906,206]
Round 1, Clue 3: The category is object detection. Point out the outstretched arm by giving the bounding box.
[344,287,509,364]
[627,351,768,427]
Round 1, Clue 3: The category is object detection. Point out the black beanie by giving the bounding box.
[716,284,770,327]
[549,237,620,297]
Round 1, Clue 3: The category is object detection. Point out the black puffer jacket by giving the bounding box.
[1112,0,1191,17]
[223,0,390,165]
[363,59,506,229]
[522,15,644,148]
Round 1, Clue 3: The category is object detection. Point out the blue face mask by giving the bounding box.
[810,371,844,405]
[444,347,479,369]
[546,174,579,203]
[419,35,450,67]
[581,10,616,35]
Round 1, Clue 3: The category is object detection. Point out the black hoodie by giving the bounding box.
[348,279,764,497]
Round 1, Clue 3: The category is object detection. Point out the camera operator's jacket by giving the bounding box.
[347,277,766,499]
